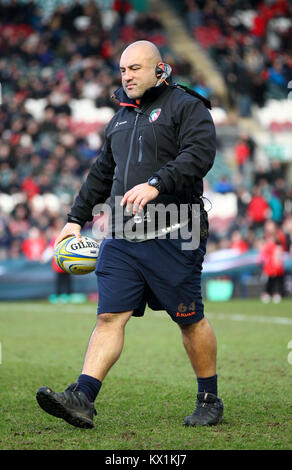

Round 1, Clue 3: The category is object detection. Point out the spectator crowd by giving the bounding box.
[178,0,292,116]
[0,0,170,260]
[0,0,291,301]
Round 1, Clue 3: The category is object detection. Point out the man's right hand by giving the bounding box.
[54,223,82,249]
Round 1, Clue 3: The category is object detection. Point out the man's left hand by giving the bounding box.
[120,183,159,214]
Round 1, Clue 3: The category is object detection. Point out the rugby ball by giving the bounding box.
[54,236,100,275]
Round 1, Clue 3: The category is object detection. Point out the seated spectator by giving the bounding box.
[246,187,270,230]
[184,0,204,31]
[234,135,251,174]
[22,226,46,261]
[267,57,288,99]
[229,230,249,254]
[268,190,284,225]
[213,176,234,194]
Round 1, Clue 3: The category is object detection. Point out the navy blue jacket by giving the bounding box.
[68,79,216,227]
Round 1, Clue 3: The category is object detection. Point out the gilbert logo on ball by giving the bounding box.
[54,236,100,275]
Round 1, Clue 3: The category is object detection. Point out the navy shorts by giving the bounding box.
[95,236,206,325]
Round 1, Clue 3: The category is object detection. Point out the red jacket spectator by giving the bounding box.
[230,230,249,254]
[235,140,250,167]
[247,193,269,224]
[42,235,65,273]
[21,177,40,199]
[22,227,46,261]
[113,0,132,14]
[260,240,284,277]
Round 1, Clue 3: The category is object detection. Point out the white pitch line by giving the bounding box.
[0,303,96,315]
[206,312,292,326]
[147,311,292,325]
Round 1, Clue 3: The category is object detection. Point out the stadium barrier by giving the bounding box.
[1,250,292,301]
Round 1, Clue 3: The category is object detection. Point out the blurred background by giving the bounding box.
[0,0,291,303]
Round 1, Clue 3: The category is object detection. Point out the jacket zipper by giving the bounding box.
[123,104,152,193]
[123,111,139,193]
[138,135,143,164]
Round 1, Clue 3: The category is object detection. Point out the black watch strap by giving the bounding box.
[148,176,161,192]
[67,215,86,227]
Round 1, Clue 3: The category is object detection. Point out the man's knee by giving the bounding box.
[179,317,206,335]
[97,311,133,327]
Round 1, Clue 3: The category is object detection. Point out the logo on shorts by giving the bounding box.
[176,302,196,317]
[149,108,161,123]
[176,311,196,317]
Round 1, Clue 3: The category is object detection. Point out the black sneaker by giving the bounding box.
[36,383,97,429]
[184,392,224,426]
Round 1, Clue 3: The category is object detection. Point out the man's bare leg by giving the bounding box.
[179,317,217,378]
[81,310,133,381]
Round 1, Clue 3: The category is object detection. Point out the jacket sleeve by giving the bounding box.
[68,136,115,225]
[154,97,216,194]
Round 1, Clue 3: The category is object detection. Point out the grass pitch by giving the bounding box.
[0,299,291,450]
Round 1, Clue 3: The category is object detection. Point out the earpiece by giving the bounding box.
[155,64,165,78]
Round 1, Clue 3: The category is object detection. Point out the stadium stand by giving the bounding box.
[0,0,291,300]
[169,0,291,112]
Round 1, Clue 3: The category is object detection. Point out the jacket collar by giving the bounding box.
[112,78,172,110]
[112,75,212,110]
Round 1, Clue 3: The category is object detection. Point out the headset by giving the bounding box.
[155,64,165,78]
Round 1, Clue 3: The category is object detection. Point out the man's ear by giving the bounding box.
[155,62,165,78]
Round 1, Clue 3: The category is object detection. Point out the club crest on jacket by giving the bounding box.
[149,108,161,123]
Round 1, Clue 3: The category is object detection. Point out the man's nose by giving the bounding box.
[123,70,133,82]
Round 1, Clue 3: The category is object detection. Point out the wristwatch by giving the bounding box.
[148,176,161,192]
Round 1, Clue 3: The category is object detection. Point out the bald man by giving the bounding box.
[36,41,223,429]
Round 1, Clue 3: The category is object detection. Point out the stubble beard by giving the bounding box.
[124,87,142,100]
